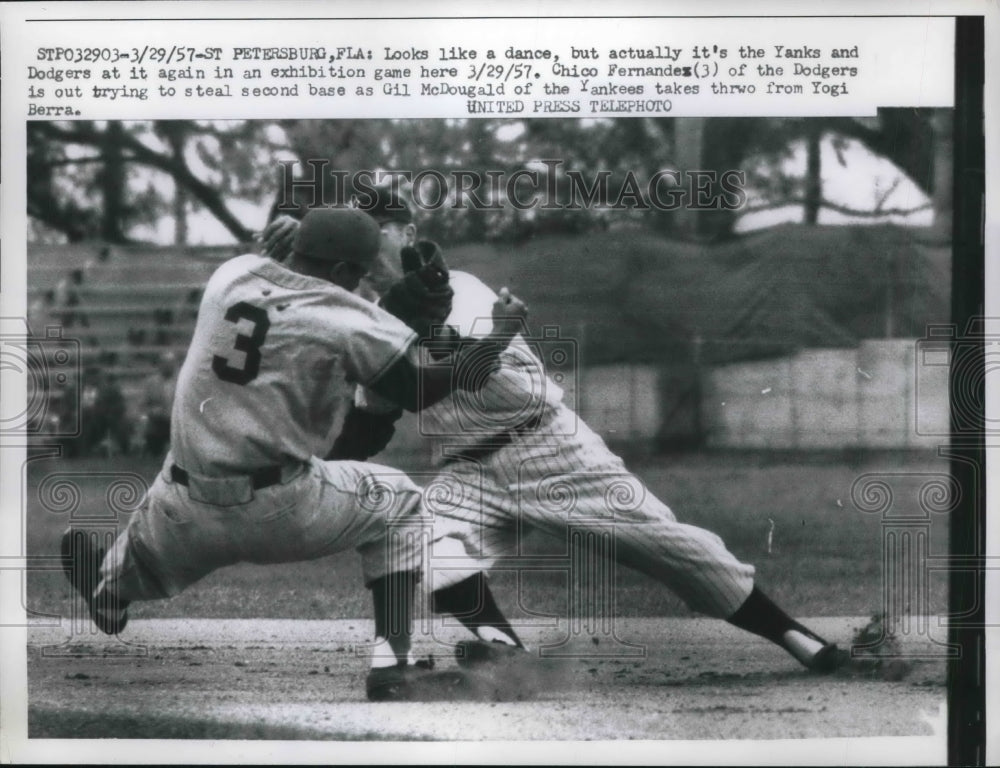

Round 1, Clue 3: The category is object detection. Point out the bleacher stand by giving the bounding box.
[79,367,131,458]
[27,241,242,454]
[56,366,130,458]
[140,350,179,457]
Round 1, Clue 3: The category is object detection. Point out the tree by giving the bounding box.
[735,110,943,227]
[28,121,285,244]
[29,113,950,246]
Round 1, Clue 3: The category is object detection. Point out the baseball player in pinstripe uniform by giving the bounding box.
[266,192,846,675]
[61,207,529,700]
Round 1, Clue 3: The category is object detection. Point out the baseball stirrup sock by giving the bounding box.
[369,570,418,666]
[727,586,829,663]
[432,573,523,648]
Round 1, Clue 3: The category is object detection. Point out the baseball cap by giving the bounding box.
[293,207,381,264]
[360,186,413,225]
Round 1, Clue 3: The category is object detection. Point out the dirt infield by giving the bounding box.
[20,616,947,762]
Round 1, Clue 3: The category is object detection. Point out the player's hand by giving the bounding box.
[261,215,299,262]
[491,287,528,339]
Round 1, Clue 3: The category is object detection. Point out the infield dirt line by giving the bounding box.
[23,616,948,751]
[26,614,949,652]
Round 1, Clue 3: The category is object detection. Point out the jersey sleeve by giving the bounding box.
[326,292,419,387]
[355,384,403,415]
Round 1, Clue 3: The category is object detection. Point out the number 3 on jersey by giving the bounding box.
[212,301,270,385]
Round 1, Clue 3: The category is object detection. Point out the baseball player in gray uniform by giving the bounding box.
[264,189,846,676]
[62,207,529,700]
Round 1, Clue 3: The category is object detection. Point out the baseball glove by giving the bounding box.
[380,240,454,339]
[326,404,403,461]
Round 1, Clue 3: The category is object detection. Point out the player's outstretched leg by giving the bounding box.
[431,571,527,668]
[365,569,418,700]
[581,467,845,674]
[61,527,130,635]
[365,569,468,701]
[727,586,847,673]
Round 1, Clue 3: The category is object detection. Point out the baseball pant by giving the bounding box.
[426,407,755,618]
[99,456,428,602]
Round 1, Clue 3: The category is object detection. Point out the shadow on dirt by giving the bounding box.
[28,707,435,741]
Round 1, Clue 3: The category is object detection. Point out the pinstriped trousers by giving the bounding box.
[425,404,755,618]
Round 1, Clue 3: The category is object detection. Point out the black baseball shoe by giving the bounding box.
[365,661,469,702]
[365,664,410,701]
[60,528,129,635]
[805,642,850,674]
[454,639,529,668]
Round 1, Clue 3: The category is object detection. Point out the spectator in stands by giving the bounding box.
[178,287,203,324]
[27,292,50,335]
[52,248,107,343]
[43,367,77,438]
[126,326,148,349]
[72,367,130,457]
[141,350,178,457]
[54,268,89,331]
[152,308,175,346]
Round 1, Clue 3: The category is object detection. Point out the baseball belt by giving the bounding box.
[170,464,284,491]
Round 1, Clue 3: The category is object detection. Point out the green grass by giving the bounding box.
[25,451,950,622]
